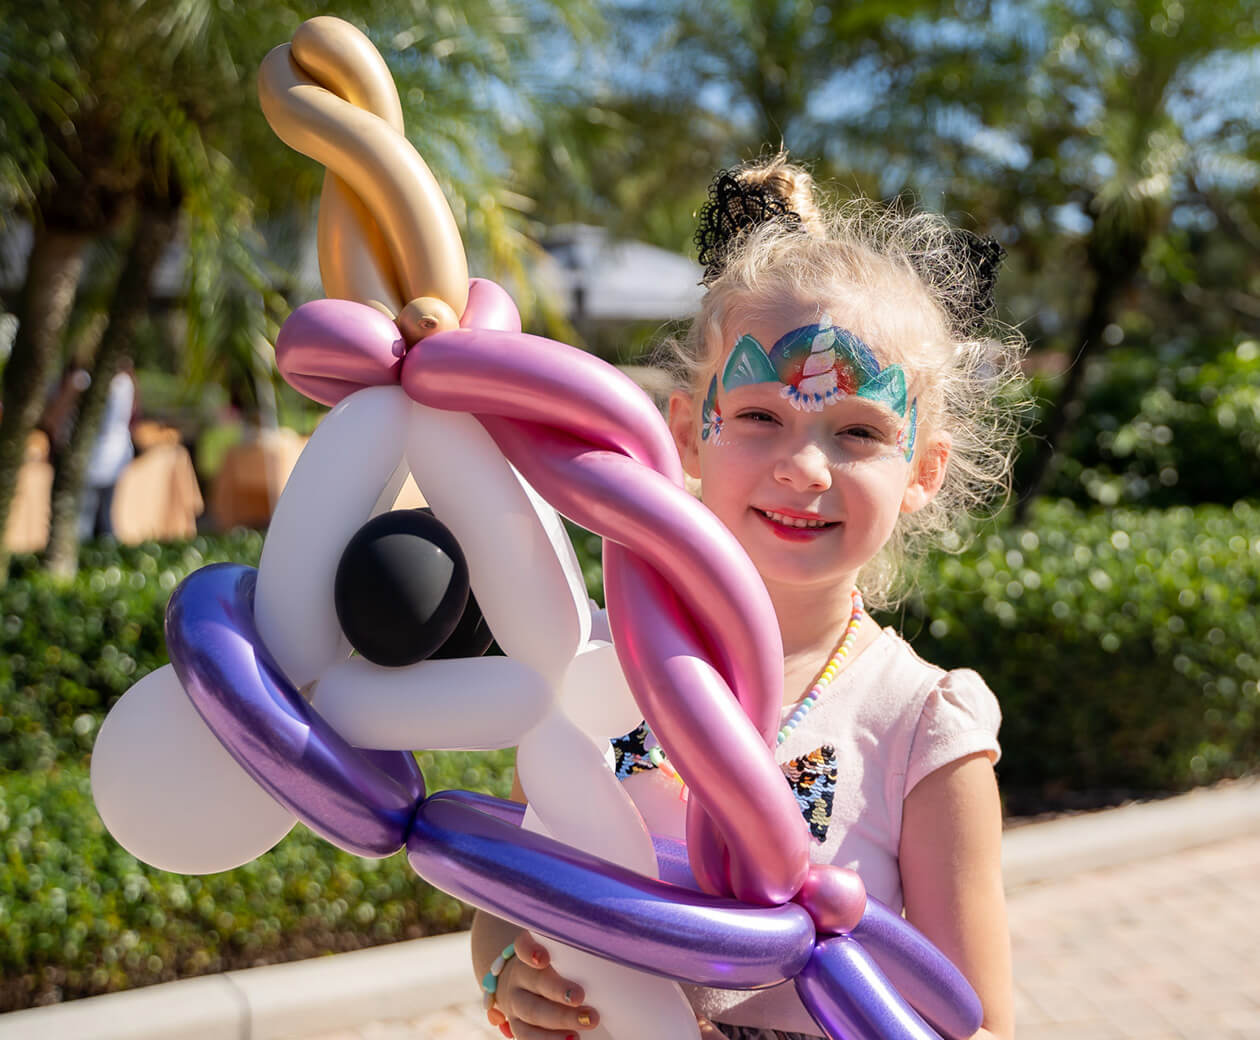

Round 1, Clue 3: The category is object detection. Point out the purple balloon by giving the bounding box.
[407,792,815,989]
[797,936,944,1040]
[434,788,526,827]
[165,563,424,857]
[651,833,700,890]
[851,901,984,1040]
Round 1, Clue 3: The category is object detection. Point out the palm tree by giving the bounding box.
[510,0,953,253]
[1,0,595,579]
[858,0,1260,515]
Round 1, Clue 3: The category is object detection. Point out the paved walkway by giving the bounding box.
[306,832,1260,1040]
[1008,832,1260,1039]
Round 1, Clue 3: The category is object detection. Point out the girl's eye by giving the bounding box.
[735,409,779,425]
[840,426,882,441]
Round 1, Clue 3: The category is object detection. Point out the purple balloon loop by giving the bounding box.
[165,563,424,857]
[850,900,984,1040]
[432,788,527,827]
[407,792,816,990]
[796,936,946,1040]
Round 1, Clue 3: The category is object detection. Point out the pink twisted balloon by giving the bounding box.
[402,329,806,902]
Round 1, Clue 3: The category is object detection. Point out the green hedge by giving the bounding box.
[1,533,265,774]
[896,500,1259,807]
[0,752,512,1012]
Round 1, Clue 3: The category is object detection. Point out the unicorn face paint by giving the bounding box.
[723,319,911,414]
[705,319,917,461]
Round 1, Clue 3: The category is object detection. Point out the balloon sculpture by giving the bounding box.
[91,17,983,1040]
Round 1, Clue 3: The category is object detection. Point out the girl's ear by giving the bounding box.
[668,390,702,479]
[901,433,950,514]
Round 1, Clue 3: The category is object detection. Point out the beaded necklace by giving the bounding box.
[776,589,865,746]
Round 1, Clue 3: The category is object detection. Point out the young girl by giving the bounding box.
[472,154,1022,1040]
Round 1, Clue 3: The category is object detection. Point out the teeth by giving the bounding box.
[762,510,830,529]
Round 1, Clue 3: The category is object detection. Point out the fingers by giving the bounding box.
[494,935,600,1039]
[513,931,552,972]
[697,1016,729,1039]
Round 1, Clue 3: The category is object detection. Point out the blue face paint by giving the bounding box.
[700,375,723,443]
[719,322,911,418]
[714,321,917,457]
[897,399,918,462]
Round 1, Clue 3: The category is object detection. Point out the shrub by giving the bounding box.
[1029,339,1260,507]
[0,533,264,773]
[896,500,1259,806]
[3,506,1258,1010]
[0,752,513,1011]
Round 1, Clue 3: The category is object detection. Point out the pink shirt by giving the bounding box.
[621,627,1001,1035]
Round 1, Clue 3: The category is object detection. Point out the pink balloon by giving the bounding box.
[604,548,807,905]
[401,326,810,906]
[796,864,868,936]
[275,298,405,406]
[402,328,682,483]
[460,277,522,333]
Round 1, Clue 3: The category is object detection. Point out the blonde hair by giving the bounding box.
[661,156,1028,609]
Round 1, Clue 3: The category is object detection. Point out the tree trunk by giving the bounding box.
[1014,225,1148,523]
[1013,275,1117,522]
[0,227,89,581]
[44,205,178,579]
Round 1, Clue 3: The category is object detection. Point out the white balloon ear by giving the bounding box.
[91,665,295,874]
[559,640,643,744]
[406,406,590,685]
[517,713,656,876]
[256,385,412,688]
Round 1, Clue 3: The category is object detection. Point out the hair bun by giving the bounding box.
[694,168,803,285]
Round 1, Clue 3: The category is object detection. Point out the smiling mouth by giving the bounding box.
[755,509,838,530]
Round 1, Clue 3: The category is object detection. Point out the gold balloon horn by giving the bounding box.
[259,16,469,332]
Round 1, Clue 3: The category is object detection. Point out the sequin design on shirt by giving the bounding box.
[612,726,837,843]
[611,721,664,779]
[781,745,837,843]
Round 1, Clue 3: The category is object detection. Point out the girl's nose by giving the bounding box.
[774,442,833,492]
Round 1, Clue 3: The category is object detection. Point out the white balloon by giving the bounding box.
[517,713,655,875]
[522,800,700,1040]
[311,655,553,751]
[406,406,589,685]
[91,665,295,874]
[518,708,698,1040]
[256,386,412,689]
[544,944,701,1040]
[558,640,643,744]
[620,769,690,841]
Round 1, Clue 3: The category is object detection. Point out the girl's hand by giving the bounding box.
[490,931,601,1039]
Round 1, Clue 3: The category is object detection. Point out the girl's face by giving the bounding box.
[669,299,948,596]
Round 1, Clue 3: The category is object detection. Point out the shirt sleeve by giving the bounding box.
[904,668,1002,796]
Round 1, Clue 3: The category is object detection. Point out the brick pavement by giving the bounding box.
[1009,833,1260,1040]
[301,833,1260,1040]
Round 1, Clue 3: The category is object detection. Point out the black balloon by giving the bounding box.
[429,586,495,660]
[334,509,472,667]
